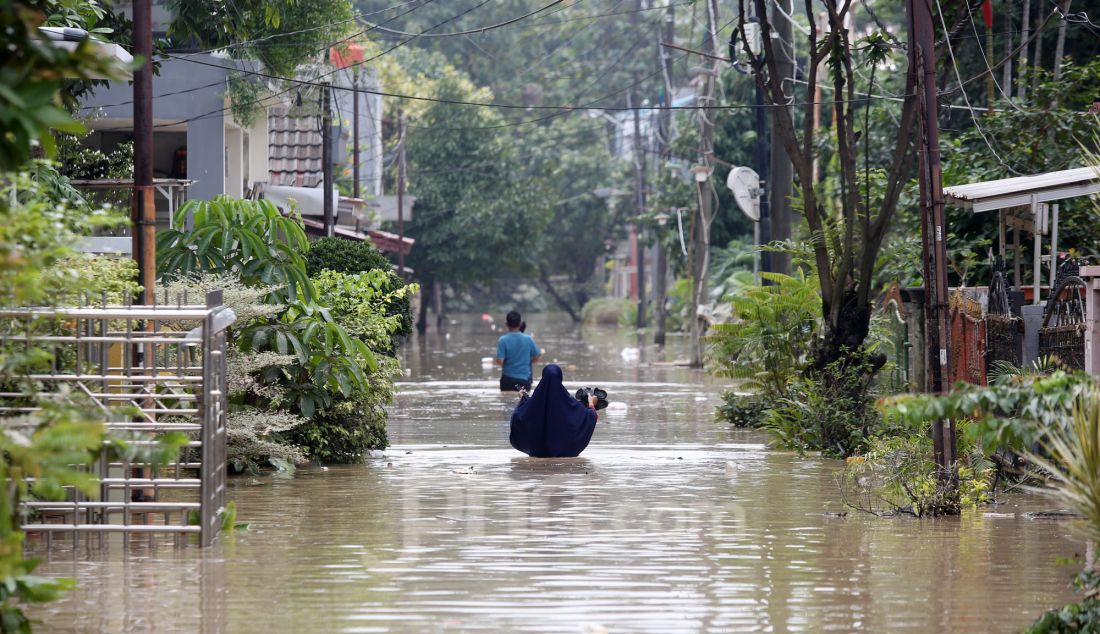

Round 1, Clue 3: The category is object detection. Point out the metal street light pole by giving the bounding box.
[321,82,334,238]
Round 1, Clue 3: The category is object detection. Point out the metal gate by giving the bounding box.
[0,291,229,547]
[950,291,987,385]
[985,257,1023,377]
[1039,259,1087,370]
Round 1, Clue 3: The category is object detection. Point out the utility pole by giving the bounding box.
[132,0,155,304]
[321,82,334,238]
[632,0,647,330]
[352,70,360,200]
[768,0,794,276]
[631,90,647,330]
[653,3,675,346]
[689,0,719,368]
[754,82,771,276]
[910,0,956,480]
[397,112,407,278]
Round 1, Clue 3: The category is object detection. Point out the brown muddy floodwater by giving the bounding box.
[29,314,1082,633]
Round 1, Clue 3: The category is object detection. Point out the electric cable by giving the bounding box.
[79,0,436,111]
[357,0,570,38]
[934,0,1022,175]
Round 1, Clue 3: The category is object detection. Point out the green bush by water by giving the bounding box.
[581,297,633,326]
[305,237,413,339]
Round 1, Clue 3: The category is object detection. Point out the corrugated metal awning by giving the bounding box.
[943,166,1100,212]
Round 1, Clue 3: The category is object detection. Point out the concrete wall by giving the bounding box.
[332,70,384,197]
[79,56,231,201]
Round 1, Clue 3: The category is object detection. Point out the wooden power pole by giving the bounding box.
[910,0,957,478]
[132,0,155,304]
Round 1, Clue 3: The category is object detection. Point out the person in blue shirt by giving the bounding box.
[495,310,541,391]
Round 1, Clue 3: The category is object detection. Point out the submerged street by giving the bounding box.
[31,315,1082,632]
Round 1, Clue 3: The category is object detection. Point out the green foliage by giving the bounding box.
[580,297,632,326]
[157,200,390,463]
[840,422,993,517]
[715,390,766,428]
[763,348,882,458]
[707,270,821,400]
[0,0,131,170]
[226,409,305,474]
[242,297,375,419]
[167,0,353,125]
[523,116,626,313]
[168,0,353,77]
[312,269,417,352]
[1026,387,1100,547]
[284,360,396,463]
[305,236,393,275]
[0,171,126,306]
[156,196,314,303]
[1025,572,1100,633]
[884,369,1092,457]
[305,237,413,339]
[53,255,141,303]
[405,71,552,290]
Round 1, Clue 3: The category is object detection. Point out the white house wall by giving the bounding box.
[332,71,384,198]
[78,55,233,201]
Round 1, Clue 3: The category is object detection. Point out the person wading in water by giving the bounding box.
[510,364,598,457]
[495,310,541,392]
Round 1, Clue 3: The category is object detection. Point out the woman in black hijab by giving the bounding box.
[510,364,598,457]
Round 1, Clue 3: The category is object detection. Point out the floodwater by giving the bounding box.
[29,314,1082,633]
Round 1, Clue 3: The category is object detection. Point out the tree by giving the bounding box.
[167,0,355,125]
[523,116,627,321]
[0,0,129,170]
[404,69,551,329]
[733,1,919,372]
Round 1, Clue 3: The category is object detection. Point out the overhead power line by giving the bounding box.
[359,0,570,38]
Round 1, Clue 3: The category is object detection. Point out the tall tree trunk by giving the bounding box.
[1053,0,1072,81]
[432,279,444,328]
[1003,0,1014,93]
[416,280,430,334]
[653,244,668,345]
[1017,0,1031,101]
[538,267,581,323]
[1031,0,1044,94]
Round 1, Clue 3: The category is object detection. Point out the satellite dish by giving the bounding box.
[726,166,761,222]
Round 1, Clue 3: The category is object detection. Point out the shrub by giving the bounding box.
[706,270,820,401]
[305,237,413,338]
[227,409,306,474]
[715,390,767,428]
[312,269,417,353]
[283,359,397,463]
[839,423,993,517]
[305,236,392,275]
[580,296,632,326]
[762,348,880,458]
[157,196,314,303]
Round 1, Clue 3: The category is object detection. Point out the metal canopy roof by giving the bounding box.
[943,166,1100,213]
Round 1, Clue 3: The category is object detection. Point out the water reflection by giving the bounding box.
[28,314,1082,633]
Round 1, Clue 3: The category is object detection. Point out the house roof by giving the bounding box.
[300,218,414,255]
[268,108,324,187]
[943,166,1100,213]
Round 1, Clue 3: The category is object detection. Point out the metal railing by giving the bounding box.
[0,290,230,547]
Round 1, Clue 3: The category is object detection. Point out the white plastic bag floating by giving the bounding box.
[620,347,640,362]
[480,356,495,369]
